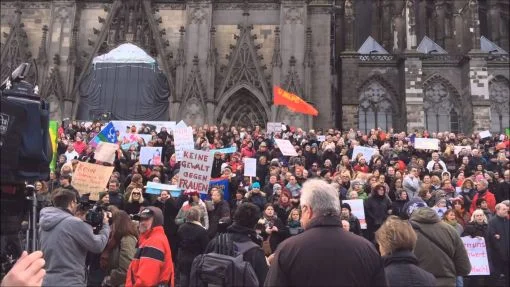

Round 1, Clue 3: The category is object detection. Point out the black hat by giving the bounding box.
[341,203,351,212]
[138,206,164,228]
[320,169,330,177]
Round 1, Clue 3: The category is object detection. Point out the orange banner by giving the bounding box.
[273,86,318,116]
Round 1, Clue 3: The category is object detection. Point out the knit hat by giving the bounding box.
[221,162,229,173]
[139,206,164,228]
[251,182,261,190]
[341,203,352,212]
[401,198,428,219]
[273,183,282,192]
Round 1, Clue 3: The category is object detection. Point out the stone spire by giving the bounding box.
[405,0,417,51]
[176,26,186,67]
[271,26,283,68]
[469,0,481,51]
[304,27,315,68]
[344,0,355,51]
[206,26,217,67]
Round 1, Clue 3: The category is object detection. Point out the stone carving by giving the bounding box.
[424,82,452,113]
[285,7,304,24]
[183,100,205,126]
[489,78,510,115]
[280,107,305,129]
[283,56,303,97]
[47,94,62,121]
[358,80,396,132]
[217,15,270,101]
[271,26,283,68]
[213,3,280,10]
[188,7,207,25]
[182,56,206,125]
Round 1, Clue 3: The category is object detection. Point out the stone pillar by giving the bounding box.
[381,0,392,51]
[206,27,217,123]
[271,26,283,122]
[434,0,446,48]
[344,0,355,51]
[468,55,490,132]
[405,0,417,51]
[404,54,425,132]
[185,2,212,78]
[339,52,359,130]
[452,0,465,52]
[497,1,508,49]
[280,0,307,87]
[392,1,405,53]
[487,0,501,45]
[175,26,186,102]
[304,27,314,130]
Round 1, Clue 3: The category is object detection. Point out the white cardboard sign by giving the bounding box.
[343,199,366,229]
[350,146,377,162]
[174,127,194,161]
[178,149,214,194]
[274,139,298,156]
[139,147,163,165]
[243,158,257,177]
[461,237,490,276]
[414,138,439,150]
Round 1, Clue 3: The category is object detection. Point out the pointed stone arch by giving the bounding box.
[422,74,463,133]
[41,56,66,121]
[180,56,207,126]
[276,56,307,128]
[216,19,270,106]
[356,74,400,133]
[215,84,270,128]
[0,6,34,82]
[489,75,510,133]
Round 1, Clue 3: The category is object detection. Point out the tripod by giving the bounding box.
[22,184,39,253]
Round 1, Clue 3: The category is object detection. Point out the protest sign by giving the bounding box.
[454,145,472,155]
[350,146,377,162]
[210,147,237,154]
[414,138,439,150]
[478,130,491,139]
[274,139,298,156]
[139,147,163,166]
[178,149,214,194]
[176,120,187,128]
[145,181,181,196]
[121,142,139,151]
[461,237,490,276]
[111,121,176,133]
[317,135,326,142]
[119,133,152,144]
[243,158,257,177]
[210,178,230,201]
[72,162,114,201]
[343,199,366,229]
[266,122,282,134]
[94,142,118,164]
[174,127,194,161]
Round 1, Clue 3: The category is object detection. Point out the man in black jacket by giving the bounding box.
[487,203,509,285]
[265,179,387,287]
[206,203,268,286]
[207,187,231,239]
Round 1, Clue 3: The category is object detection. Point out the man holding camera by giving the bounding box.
[39,188,110,286]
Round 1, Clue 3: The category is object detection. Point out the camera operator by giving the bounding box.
[39,188,110,286]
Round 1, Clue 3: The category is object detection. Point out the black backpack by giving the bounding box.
[190,233,260,287]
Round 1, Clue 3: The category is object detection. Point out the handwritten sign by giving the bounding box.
[478,130,491,139]
[317,135,326,142]
[178,149,214,194]
[461,237,490,276]
[454,145,472,155]
[267,122,282,134]
[72,162,114,201]
[120,133,152,144]
[94,142,118,164]
[274,139,298,156]
[243,158,257,177]
[121,142,139,151]
[343,199,366,229]
[139,147,163,166]
[174,127,194,161]
[350,146,377,162]
[414,138,439,150]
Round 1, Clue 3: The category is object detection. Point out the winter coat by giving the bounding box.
[470,190,496,213]
[256,216,288,252]
[175,200,209,230]
[383,250,437,287]
[340,214,362,236]
[125,226,174,287]
[39,207,110,287]
[459,188,476,211]
[247,192,267,212]
[177,222,209,274]
[274,204,292,226]
[487,215,509,265]
[123,200,148,216]
[205,223,268,287]
[461,222,488,238]
[104,235,138,287]
[264,215,387,287]
[207,200,231,239]
[364,192,392,234]
[391,199,409,218]
[409,208,471,287]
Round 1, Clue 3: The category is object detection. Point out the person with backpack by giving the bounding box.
[190,203,268,286]
[177,206,209,287]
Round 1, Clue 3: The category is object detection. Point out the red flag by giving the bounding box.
[273,86,318,116]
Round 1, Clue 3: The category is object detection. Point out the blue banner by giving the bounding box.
[210,147,237,154]
[145,181,181,197]
[209,178,230,200]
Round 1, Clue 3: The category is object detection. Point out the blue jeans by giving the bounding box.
[456,276,464,287]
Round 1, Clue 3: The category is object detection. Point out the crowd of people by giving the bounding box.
[3,120,509,287]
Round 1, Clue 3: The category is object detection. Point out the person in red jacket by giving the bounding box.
[126,206,174,287]
[470,179,496,214]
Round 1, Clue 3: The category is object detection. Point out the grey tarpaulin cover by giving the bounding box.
[77,43,170,120]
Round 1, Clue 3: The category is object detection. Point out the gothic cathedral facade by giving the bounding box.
[1,0,509,133]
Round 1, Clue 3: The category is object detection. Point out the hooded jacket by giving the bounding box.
[410,207,471,287]
[39,207,110,287]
